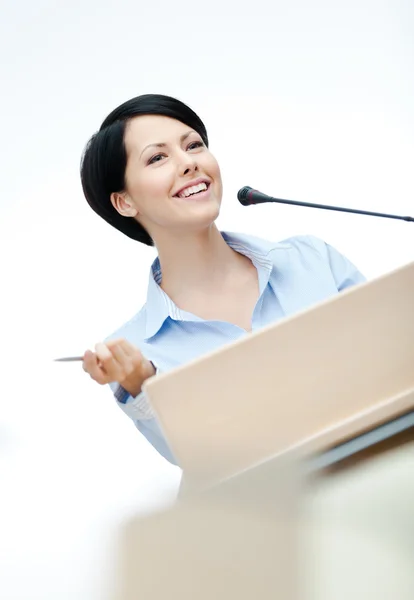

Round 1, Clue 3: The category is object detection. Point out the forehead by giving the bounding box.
[125,115,192,151]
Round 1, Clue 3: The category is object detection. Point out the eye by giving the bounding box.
[148,153,166,165]
[187,141,204,151]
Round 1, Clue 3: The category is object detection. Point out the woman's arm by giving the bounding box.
[111,382,178,465]
[307,236,366,290]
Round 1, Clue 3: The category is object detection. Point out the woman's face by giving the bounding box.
[111,114,223,241]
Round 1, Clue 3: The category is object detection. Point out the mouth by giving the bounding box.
[174,180,211,199]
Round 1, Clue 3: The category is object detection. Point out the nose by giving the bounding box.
[177,150,198,177]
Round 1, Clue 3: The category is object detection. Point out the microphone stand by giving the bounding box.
[238,186,414,223]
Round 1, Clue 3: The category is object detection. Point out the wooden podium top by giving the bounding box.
[144,261,414,488]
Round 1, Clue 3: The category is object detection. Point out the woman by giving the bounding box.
[81,94,365,465]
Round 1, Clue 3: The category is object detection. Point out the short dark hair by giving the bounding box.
[80,94,209,246]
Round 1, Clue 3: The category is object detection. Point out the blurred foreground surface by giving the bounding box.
[113,440,414,600]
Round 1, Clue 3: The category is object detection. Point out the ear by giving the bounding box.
[110,192,139,218]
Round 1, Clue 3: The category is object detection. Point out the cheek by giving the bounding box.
[128,168,173,202]
[205,154,222,182]
[210,159,223,192]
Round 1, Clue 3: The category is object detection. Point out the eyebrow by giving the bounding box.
[139,131,195,158]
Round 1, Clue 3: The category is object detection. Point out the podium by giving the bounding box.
[113,262,414,600]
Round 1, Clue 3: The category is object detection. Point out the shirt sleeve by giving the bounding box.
[111,383,178,466]
[308,236,366,290]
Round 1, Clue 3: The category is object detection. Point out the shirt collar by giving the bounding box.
[143,231,274,340]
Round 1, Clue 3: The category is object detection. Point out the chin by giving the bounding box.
[183,205,221,232]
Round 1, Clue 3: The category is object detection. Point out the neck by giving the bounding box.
[154,225,244,297]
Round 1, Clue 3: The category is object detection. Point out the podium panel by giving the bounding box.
[114,454,302,600]
[117,262,414,599]
[144,262,414,488]
[303,433,414,599]
[114,418,413,600]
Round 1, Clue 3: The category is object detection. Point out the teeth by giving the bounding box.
[178,182,208,198]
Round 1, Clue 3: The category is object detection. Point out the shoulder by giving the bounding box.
[263,233,366,288]
[103,304,149,347]
[223,231,364,278]
[223,230,328,258]
[273,234,331,258]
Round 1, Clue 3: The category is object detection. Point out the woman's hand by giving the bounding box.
[82,338,156,397]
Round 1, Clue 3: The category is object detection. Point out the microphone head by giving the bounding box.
[237,186,253,205]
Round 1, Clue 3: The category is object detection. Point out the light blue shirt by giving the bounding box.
[106,232,366,465]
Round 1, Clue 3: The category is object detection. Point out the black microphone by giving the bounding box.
[237,186,414,223]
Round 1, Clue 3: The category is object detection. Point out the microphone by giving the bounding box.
[237,186,414,223]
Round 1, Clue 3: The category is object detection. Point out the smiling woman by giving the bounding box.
[110,114,222,244]
[80,94,366,466]
[81,94,216,246]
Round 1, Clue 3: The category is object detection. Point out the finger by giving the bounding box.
[105,338,124,349]
[83,350,96,372]
[118,339,142,359]
[94,342,123,380]
[83,350,109,385]
[116,340,154,376]
[99,340,127,366]
[106,339,142,368]
[114,341,145,379]
[106,338,136,358]
[110,342,133,372]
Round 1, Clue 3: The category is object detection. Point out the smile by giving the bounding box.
[174,177,211,199]
[176,182,210,199]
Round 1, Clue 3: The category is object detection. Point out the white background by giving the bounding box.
[0,0,413,598]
